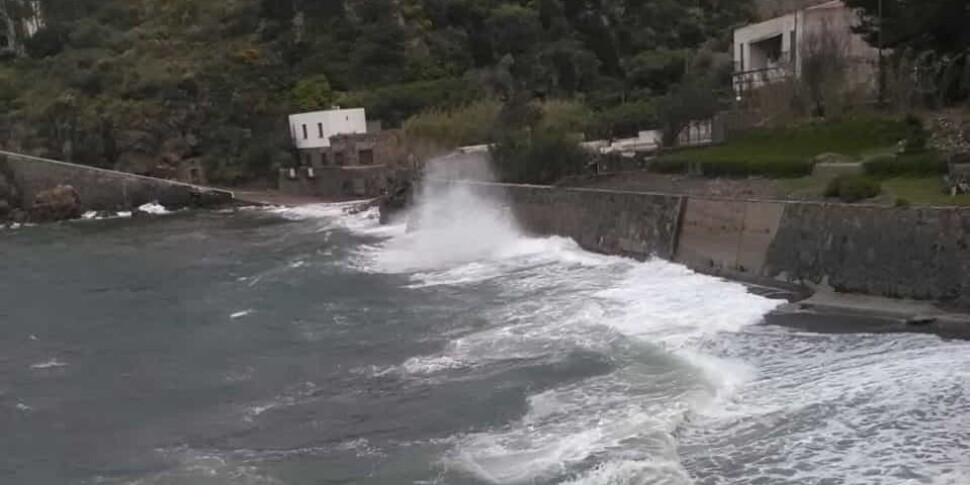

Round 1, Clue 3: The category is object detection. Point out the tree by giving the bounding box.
[846,0,970,53]
[624,49,689,93]
[657,76,721,146]
[799,22,848,117]
[485,4,540,57]
[846,0,970,104]
[291,75,334,111]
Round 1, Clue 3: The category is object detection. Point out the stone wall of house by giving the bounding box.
[282,131,403,199]
[278,166,386,199]
[1,151,233,216]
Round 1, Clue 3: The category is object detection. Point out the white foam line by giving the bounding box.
[230,309,254,320]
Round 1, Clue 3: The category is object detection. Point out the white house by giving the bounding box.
[288,108,367,149]
[733,0,880,93]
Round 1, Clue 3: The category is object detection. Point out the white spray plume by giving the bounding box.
[375,150,524,272]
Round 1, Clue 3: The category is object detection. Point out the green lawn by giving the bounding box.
[881,177,970,207]
[773,177,970,206]
[661,116,906,165]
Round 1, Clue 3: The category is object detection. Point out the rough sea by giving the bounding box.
[1,180,969,484]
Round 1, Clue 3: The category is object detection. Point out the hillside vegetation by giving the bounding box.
[0,0,753,183]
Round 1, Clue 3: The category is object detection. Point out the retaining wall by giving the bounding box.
[765,204,970,302]
[1,151,233,211]
[446,181,970,305]
[448,182,684,260]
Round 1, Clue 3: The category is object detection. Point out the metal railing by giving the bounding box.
[732,66,794,93]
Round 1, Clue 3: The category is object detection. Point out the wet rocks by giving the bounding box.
[30,184,82,222]
[378,173,414,224]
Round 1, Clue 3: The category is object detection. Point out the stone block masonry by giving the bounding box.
[432,181,970,306]
[765,203,970,304]
[453,181,684,260]
[1,151,234,213]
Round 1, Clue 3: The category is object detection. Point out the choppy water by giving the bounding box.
[1,182,969,485]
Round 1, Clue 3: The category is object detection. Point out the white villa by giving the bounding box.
[288,108,368,152]
[732,0,880,93]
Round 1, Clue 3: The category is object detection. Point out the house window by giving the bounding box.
[739,43,745,71]
[302,152,312,166]
[335,151,346,166]
[359,149,374,165]
[321,152,329,166]
[302,124,308,140]
[318,122,324,138]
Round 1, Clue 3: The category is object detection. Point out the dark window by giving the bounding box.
[335,151,346,166]
[318,123,324,138]
[321,152,329,166]
[739,44,745,71]
[302,152,312,166]
[359,149,374,165]
[301,124,308,139]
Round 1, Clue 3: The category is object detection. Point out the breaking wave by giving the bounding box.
[337,156,780,484]
[258,155,970,484]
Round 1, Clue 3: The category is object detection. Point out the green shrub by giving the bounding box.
[901,114,928,154]
[403,100,501,147]
[825,175,882,202]
[587,100,658,139]
[894,198,912,208]
[491,130,589,184]
[649,159,688,174]
[648,158,813,178]
[701,159,814,178]
[863,152,946,178]
[338,77,483,127]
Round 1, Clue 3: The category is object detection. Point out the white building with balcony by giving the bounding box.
[732,0,880,94]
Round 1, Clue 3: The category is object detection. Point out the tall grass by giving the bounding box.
[402,100,502,148]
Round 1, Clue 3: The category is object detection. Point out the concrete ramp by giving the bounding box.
[674,198,784,274]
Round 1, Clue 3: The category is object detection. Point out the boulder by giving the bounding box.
[30,185,82,222]
[378,174,413,224]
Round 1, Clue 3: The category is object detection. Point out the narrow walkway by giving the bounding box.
[229,189,340,207]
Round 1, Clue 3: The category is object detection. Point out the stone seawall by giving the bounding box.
[1,151,233,213]
[433,181,970,305]
[454,182,684,260]
[765,204,970,303]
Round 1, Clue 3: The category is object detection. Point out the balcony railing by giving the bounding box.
[732,65,793,93]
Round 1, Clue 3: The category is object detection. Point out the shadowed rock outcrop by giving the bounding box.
[30,185,82,222]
